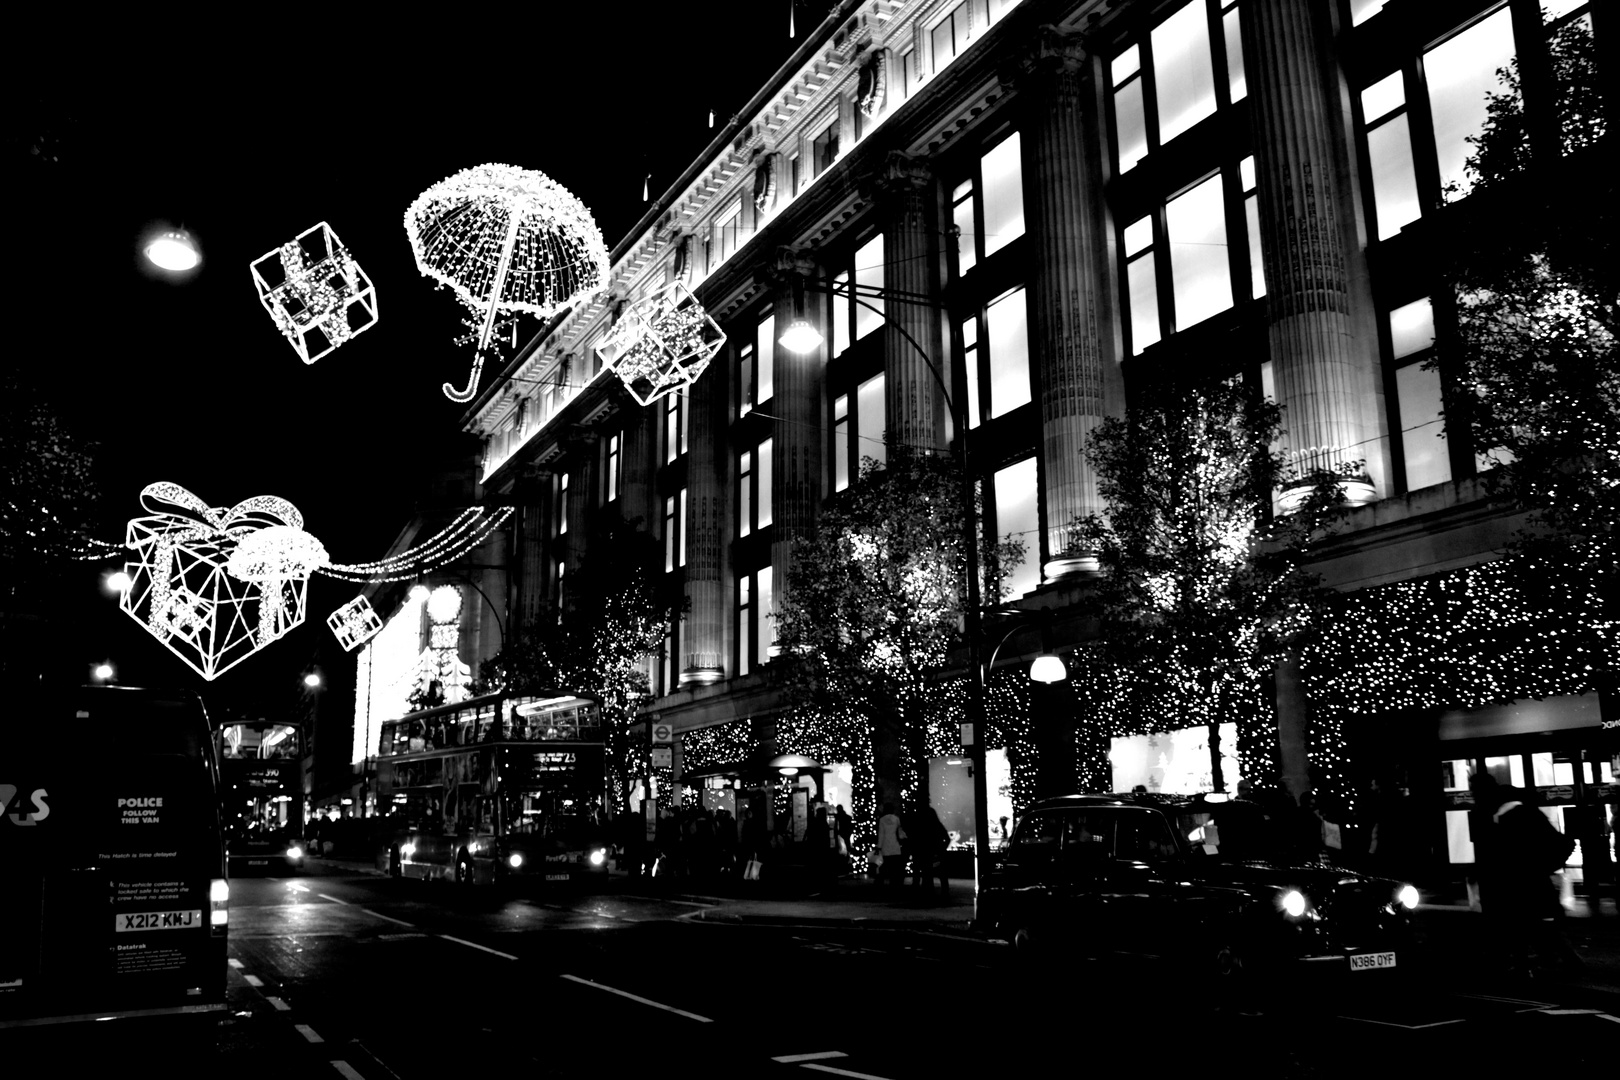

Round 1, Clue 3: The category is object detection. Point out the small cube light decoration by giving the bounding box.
[595,281,726,406]
[251,221,379,364]
[327,595,384,651]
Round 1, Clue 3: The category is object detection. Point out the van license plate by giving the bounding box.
[1349,951,1396,971]
[116,910,202,932]
[546,873,570,881]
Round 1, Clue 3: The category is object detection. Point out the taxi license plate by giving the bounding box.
[248,859,269,865]
[546,873,570,881]
[116,910,202,932]
[1349,951,1396,971]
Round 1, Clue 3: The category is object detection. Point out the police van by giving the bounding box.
[0,685,229,1026]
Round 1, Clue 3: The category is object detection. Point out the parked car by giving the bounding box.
[982,793,1419,993]
[227,828,305,875]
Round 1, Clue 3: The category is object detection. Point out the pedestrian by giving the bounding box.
[740,806,767,879]
[911,805,950,897]
[834,804,853,868]
[1471,774,1581,975]
[877,803,907,891]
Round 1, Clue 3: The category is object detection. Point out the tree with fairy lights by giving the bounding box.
[1067,374,1352,792]
[1441,13,1615,570]
[477,513,682,811]
[773,444,1022,811]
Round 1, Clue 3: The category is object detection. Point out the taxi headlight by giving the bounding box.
[400,842,415,859]
[1396,884,1420,910]
[1280,889,1308,918]
[589,848,606,867]
[286,845,304,860]
[507,853,524,869]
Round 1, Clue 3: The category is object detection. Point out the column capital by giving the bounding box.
[997,24,1088,95]
[764,245,819,288]
[861,150,933,204]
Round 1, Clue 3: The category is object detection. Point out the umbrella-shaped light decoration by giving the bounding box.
[594,281,726,406]
[405,163,611,403]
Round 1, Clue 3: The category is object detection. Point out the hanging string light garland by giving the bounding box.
[316,506,516,584]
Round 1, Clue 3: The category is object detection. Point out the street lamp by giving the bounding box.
[93,662,115,682]
[303,672,323,689]
[144,229,200,272]
[781,271,1000,924]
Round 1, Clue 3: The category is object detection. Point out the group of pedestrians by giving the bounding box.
[873,803,953,898]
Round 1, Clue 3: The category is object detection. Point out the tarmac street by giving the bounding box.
[3,860,1617,1078]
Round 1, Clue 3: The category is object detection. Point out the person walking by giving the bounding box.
[911,805,950,897]
[876,803,907,891]
[1472,774,1580,975]
[834,804,853,872]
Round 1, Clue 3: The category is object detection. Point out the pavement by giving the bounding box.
[307,853,1620,1000]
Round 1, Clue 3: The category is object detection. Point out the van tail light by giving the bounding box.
[210,878,229,929]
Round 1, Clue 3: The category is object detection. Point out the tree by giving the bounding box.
[773,445,1022,810]
[478,513,681,811]
[1069,375,1350,791]
[1442,15,1616,555]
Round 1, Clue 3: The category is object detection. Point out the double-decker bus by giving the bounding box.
[373,691,610,886]
[215,720,306,874]
[1,685,229,1027]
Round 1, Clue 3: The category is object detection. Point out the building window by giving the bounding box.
[985,287,1031,420]
[1166,173,1232,330]
[832,269,851,356]
[951,180,976,277]
[738,340,754,418]
[853,233,885,341]
[931,2,968,74]
[952,132,1025,279]
[555,561,565,621]
[739,439,773,538]
[737,575,752,677]
[664,495,678,572]
[961,317,983,429]
[1123,215,1161,355]
[790,152,801,197]
[663,393,687,463]
[901,49,914,99]
[739,451,752,538]
[555,471,569,536]
[1109,0,1248,174]
[1240,155,1265,299]
[856,373,885,471]
[833,393,850,492]
[991,457,1040,598]
[605,433,620,504]
[716,198,743,263]
[736,567,775,676]
[755,310,775,403]
[1425,7,1518,202]
[813,121,838,176]
[1388,298,1450,490]
[1360,71,1421,240]
[703,237,713,274]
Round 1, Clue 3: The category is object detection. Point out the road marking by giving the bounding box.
[1458,993,1555,1007]
[266,997,290,1012]
[560,974,713,1022]
[243,974,263,987]
[288,883,309,893]
[353,1040,403,1079]
[1538,1007,1606,1015]
[439,934,518,961]
[360,909,415,928]
[317,894,349,905]
[773,1051,849,1063]
[330,1062,366,1080]
[295,1024,324,1043]
[800,1064,895,1080]
[227,958,244,969]
[1598,1014,1620,1025]
[1339,1015,1466,1030]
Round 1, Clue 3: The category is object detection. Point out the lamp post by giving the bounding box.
[781,271,1000,923]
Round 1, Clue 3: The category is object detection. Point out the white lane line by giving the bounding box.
[227,958,244,969]
[243,974,264,988]
[266,996,290,1012]
[294,1023,324,1043]
[353,1040,403,1079]
[331,1062,366,1080]
[559,973,713,1022]
[1338,1015,1466,1030]
[359,909,415,928]
[317,894,349,905]
[288,883,310,894]
[1538,1007,1606,1015]
[1598,1014,1620,1024]
[773,1051,849,1063]
[438,934,518,961]
[1458,993,1555,1007]
[800,1064,896,1080]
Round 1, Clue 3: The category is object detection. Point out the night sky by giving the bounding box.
[8,4,832,716]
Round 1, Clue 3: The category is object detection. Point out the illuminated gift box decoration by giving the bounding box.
[119,483,328,681]
[594,281,726,406]
[327,595,384,652]
[251,221,378,364]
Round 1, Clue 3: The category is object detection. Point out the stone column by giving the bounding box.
[873,152,947,453]
[768,248,825,618]
[619,405,656,534]
[1244,0,1388,502]
[1004,25,1122,579]
[682,347,728,685]
[563,433,598,600]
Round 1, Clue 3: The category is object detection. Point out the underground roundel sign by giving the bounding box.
[650,722,673,746]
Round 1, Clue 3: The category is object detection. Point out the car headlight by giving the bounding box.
[507,853,524,869]
[400,842,415,859]
[589,848,606,867]
[1396,884,1420,910]
[286,845,304,860]
[1280,889,1308,918]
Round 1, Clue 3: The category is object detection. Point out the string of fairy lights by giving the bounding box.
[316,506,516,584]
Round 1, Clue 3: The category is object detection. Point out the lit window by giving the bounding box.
[1166,174,1232,330]
[813,121,839,176]
[1124,216,1161,355]
[757,566,774,661]
[737,575,752,677]
[856,374,886,470]
[1152,0,1218,144]
[981,132,1024,259]
[665,394,681,463]
[1388,298,1449,490]
[993,457,1040,598]
[679,488,688,568]
[1424,8,1517,201]
[757,439,773,530]
[756,311,775,403]
[1111,45,1148,172]
[1240,156,1265,299]
[931,3,968,73]
[833,394,850,492]
[716,198,743,262]
[1360,71,1422,239]
[855,234,885,340]
[1222,1,1246,103]
[664,496,678,573]
[961,318,982,429]
[952,180,977,277]
[986,287,1031,419]
[739,451,753,538]
[738,340,754,417]
[556,472,569,536]
[605,434,620,503]
[832,270,851,356]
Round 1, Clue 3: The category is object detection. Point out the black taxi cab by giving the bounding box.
[981,792,1419,990]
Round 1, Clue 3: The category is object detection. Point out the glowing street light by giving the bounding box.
[303,672,323,689]
[144,229,200,272]
[105,570,133,594]
[93,662,115,682]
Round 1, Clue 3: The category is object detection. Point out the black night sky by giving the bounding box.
[8,4,834,715]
